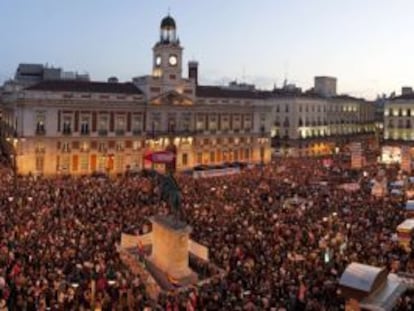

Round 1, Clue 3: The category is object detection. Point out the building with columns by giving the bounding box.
[267,91,376,157]
[0,15,272,176]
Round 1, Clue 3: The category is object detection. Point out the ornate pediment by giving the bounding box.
[150,91,193,106]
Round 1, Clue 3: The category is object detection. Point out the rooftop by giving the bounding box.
[25,80,143,95]
[196,85,364,101]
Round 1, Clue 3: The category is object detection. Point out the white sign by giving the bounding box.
[189,240,209,261]
[193,167,240,179]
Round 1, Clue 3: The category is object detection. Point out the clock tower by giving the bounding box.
[152,15,183,83]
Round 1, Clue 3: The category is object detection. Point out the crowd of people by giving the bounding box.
[0,155,413,310]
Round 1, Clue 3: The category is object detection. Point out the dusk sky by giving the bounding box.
[1,0,414,99]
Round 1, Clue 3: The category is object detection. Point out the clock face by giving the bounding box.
[155,55,162,66]
[169,55,178,66]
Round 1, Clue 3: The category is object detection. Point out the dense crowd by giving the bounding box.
[0,156,413,310]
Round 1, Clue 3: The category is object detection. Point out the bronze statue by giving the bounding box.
[147,170,185,223]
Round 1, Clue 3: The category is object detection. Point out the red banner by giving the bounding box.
[144,151,176,164]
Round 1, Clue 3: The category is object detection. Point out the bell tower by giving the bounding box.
[152,15,183,83]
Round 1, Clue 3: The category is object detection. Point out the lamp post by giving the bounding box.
[166,121,177,174]
[6,132,24,188]
[258,126,266,177]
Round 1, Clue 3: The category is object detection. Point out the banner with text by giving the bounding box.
[144,151,176,164]
[193,167,240,179]
[350,142,363,169]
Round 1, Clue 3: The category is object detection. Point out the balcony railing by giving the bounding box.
[115,129,125,136]
[62,128,72,135]
[98,129,108,136]
[35,128,46,136]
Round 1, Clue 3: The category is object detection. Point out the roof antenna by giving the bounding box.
[283,60,289,87]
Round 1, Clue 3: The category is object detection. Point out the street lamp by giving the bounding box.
[258,126,266,175]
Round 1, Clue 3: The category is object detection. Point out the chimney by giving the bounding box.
[188,61,198,85]
[314,76,337,98]
[402,87,413,96]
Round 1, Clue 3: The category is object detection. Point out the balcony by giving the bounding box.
[80,129,90,136]
[35,128,46,136]
[132,129,142,136]
[98,129,108,136]
[35,148,46,154]
[62,128,72,136]
[115,129,125,136]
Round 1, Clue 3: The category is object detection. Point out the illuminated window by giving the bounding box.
[132,115,142,133]
[167,113,176,132]
[98,142,107,153]
[80,116,90,134]
[116,141,124,151]
[232,114,241,130]
[197,152,202,164]
[392,109,398,117]
[244,148,250,160]
[63,115,72,134]
[35,112,46,134]
[99,115,109,131]
[220,115,230,131]
[115,155,124,171]
[98,156,106,171]
[179,112,191,132]
[81,141,89,152]
[196,115,205,131]
[61,142,70,153]
[132,141,141,150]
[61,155,70,172]
[115,115,126,131]
[210,151,215,163]
[182,153,188,166]
[80,154,89,171]
[35,156,44,172]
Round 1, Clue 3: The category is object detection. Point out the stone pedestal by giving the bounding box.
[345,299,361,311]
[150,215,197,285]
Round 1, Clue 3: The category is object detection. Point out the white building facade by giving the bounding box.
[268,92,376,156]
[382,92,414,164]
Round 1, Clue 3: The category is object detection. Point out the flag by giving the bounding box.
[298,283,307,301]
